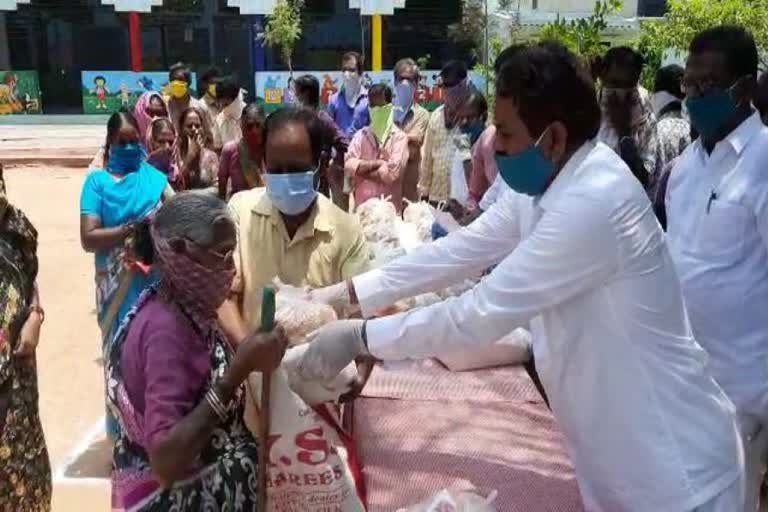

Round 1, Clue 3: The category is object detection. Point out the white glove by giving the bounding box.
[308,281,352,313]
[297,319,368,381]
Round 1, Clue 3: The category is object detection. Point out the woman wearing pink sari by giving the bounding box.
[134,92,169,142]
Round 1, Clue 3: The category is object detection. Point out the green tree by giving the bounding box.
[449,0,495,61]
[637,0,768,87]
[497,0,515,12]
[261,0,304,74]
[538,0,623,60]
[473,36,505,113]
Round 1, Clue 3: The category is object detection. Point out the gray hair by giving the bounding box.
[394,58,419,81]
[152,192,231,247]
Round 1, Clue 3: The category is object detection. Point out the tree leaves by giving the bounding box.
[261,0,305,73]
[538,0,623,60]
[637,0,768,87]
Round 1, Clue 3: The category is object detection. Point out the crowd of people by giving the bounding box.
[2,21,768,512]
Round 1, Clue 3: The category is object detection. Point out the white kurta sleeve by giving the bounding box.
[353,192,522,317]
[479,175,504,211]
[366,193,620,360]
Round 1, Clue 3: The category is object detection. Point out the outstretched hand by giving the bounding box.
[297,319,368,382]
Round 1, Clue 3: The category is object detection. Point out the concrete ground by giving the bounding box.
[0,125,104,167]
[4,165,111,511]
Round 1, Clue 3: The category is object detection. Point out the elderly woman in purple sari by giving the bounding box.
[104,192,287,511]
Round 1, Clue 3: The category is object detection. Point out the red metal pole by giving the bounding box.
[129,12,143,72]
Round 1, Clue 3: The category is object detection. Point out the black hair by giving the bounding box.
[217,77,240,101]
[294,74,320,107]
[494,44,527,74]
[466,91,488,120]
[104,110,140,164]
[368,83,393,103]
[264,106,327,163]
[242,102,266,127]
[200,66,222,86]
[653,64,685,98]
[689,25,758,80]
[169,62,192,84]
[602,46,644,83]
[150,117,175,140]
[178,106,213,148]
[94,75,106,84]
[342,51,364,74]
[496,42,601,144]
[440,60,469,85]
[394,58,419,81]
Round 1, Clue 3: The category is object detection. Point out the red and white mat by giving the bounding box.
[351,360,585,511]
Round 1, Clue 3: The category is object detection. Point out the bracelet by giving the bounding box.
[205,388,229,422]
[29,304,45,324]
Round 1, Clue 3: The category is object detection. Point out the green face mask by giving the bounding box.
[369,104,394,144]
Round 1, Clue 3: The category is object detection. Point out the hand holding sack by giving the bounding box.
[244,369,367,512]
[244,287,367,511]
[272,279,339,345]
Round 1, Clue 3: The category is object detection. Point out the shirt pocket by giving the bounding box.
[689,200,749,263]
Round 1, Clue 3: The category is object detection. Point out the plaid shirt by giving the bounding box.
[418,107,457,202]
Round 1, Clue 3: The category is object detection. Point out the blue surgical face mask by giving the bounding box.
[684,84,739,140]
[393,81,416,125]
[460,121,485,145]
[495,128,556,197]
[265,169,319,216]
[108,143,146,175]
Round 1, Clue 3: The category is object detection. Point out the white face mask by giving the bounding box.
[343,72,362,107]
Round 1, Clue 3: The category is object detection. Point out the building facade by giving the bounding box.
[1,0,464,113]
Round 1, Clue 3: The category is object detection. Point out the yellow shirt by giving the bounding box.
[228,188,371,329]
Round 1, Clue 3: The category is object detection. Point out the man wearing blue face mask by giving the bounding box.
[300,43,744,512]
[666,25,768,512]
[392,58,430,202]
[217,107,370,350]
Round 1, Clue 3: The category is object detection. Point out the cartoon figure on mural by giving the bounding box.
[120,83,131,107]
[137,76,156,92]
[264,75,283,105]
[0,71,42,115]
[363,73,373,89]
[430,74,444,103]
[283,76,297,105]
[0,73,22,113]
[416,74,430,104]
[93,76,109,110]
[320,74,338,106]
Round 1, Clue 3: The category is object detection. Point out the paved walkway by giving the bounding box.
[0,125,104,167]
[5,166,111,511]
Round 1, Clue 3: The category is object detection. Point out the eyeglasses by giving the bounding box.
[185,238,235,267]
[682,76,741,98]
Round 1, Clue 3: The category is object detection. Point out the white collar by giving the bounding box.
[693,112,763,159]
[538,140,596,212]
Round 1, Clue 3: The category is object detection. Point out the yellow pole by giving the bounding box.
[372,14,383,72]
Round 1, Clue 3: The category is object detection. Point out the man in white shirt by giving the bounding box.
[666,25,768,512]
[297,43,744,512]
